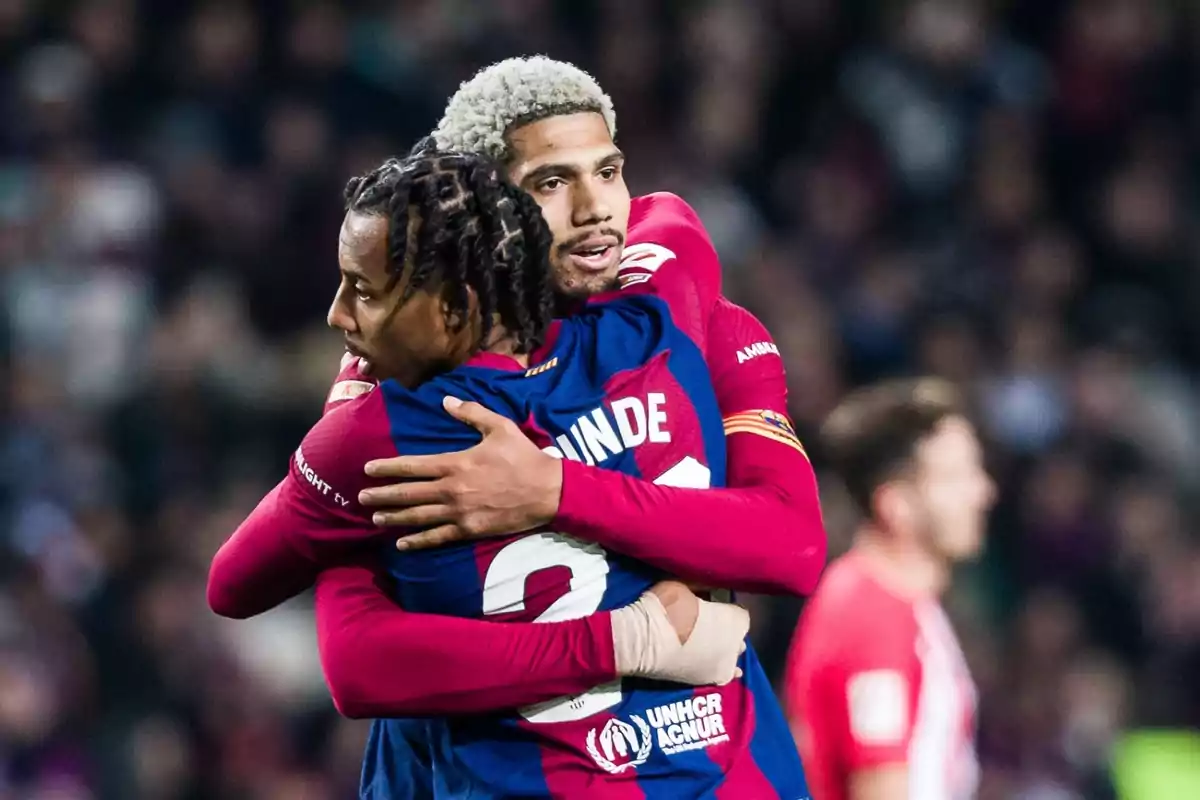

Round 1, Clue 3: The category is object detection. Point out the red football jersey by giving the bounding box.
[784,551,978,800]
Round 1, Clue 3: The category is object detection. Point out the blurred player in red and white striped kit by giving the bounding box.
[784,378,996,800]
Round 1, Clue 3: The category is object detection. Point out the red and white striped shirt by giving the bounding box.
[784,551,978,800]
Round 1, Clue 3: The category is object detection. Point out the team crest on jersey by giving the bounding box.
[586,692,729,773]
[722,410,807,457]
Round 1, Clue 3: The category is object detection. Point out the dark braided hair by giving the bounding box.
[342,150,555,354]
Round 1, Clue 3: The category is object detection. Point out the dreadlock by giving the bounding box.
[342,150,555,354]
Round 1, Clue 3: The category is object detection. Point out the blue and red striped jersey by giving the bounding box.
[291,194,808,798]
[343,296,807,798]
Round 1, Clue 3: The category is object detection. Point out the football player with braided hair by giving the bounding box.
[211,145,758,795]
[336,151,554,382]
[212,58,823,797]
[359,57,821,796]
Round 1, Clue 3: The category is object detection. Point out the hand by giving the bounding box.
[649,580,699,643]
[611,581,747,686]
[358,396,564,550]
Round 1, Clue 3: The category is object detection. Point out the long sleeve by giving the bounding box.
[315,559,617,718]
[208,388,401,618]
[207,478,325,618]
[553,298,827,596]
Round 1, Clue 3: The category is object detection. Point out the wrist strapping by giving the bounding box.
[611,591,748,686]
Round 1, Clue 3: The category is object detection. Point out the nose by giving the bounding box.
[327,289,355,333]
[982,473,998,508]
[571,177,611,228]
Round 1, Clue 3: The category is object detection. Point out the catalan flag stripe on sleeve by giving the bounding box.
[722,410,807,458]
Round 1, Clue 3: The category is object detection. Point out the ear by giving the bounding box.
[871,482,911,534]
[441,299,463,329]
[439,286,479,331]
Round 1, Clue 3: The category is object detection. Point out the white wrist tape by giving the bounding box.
[611,591,748,685]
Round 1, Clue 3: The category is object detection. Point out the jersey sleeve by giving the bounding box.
[553,298,827,595]
[207,390,398,618]
[789,596,923,774]
[314,557,618,717]
[619,192,722,351]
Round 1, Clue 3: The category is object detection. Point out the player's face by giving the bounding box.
[506,112,630,299]
[911,416,996,563]
[327,212,478,387]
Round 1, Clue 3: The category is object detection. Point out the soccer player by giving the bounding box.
[325,57,822,797]
[210,149,807,796]
[783,379,996,800]
[212,57,821,797]
[343,58,828,596]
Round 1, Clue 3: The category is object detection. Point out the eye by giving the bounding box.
[537,177,566,192]
[598,166,620,180]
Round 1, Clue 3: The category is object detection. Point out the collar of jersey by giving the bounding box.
[463,351,527,372]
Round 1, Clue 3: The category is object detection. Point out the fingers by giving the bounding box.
[364,454,454,480]
[358,479,450,508]
[732,642,746,681]
[396,525,464,551]
[443,396,514,435]
[371,504,456,529]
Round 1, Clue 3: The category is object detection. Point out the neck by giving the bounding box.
[853,524,950,598]
[480,329,529,367]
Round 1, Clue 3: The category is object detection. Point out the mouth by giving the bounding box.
[566,235,621,274]
[345,343,373,376]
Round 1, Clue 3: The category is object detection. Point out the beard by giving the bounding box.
[552,264,621,299]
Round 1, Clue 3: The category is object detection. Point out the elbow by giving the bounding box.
[320,634,414,719]
[206,558,249,619]
[766,562,821,598]
[327,683,372,719]
[324,663,418,720]
[322,651,375,719]
[792,512,829,595]
[206,577,252,619]
[770,508,829,597]
[789,542,827,595]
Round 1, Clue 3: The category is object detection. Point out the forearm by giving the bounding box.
[554,435,825,595]
[208,481,320,618]
[316,563,617,718]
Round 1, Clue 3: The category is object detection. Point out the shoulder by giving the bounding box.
[629,192,706,233]
[293,389,397,515]
[705,298,789,413]
[621,192,719,291]
[621,193,722,348]
[797,555,918,670]
[297,377,487,508]
[376,377,493,455]
[708,298,774,351]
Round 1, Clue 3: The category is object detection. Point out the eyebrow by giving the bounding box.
[339,265,373,286]
[522,150,625,186]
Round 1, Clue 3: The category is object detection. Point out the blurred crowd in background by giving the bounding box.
[1,0,1199,797]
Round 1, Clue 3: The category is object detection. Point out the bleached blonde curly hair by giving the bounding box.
[432,56,617,164]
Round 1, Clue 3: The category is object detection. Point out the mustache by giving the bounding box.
[556,229,625,255]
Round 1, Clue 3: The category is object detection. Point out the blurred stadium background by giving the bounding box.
[2,0,1199,797]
